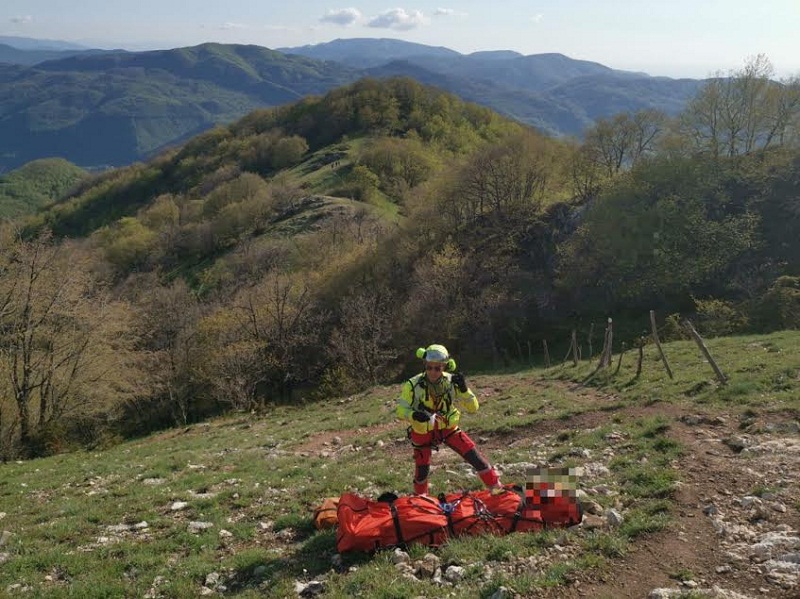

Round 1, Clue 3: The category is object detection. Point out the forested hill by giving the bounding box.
[34,43,357,94]
[3,68,800,460]
[0,158,88,218]
[0,39,707,172]
[0,43,357,171]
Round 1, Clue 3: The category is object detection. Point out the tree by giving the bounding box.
[0,230,125,455]
[443,131,554,228]
[676,55,800,157]
[94,217,157,273]
[270,135,309,169]
[762,75,800,148]
[359,137,437,197]
[583,110,666,177]
[569,142,605,202]
[328,286,397,384]
[239,272,325,402]
[203,172,269,218]
[556,156,759,310]
[348,165,381,202]
[195,272,325,409]
[129,277,201,425]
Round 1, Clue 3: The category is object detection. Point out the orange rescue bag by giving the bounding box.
[336,484,582,553]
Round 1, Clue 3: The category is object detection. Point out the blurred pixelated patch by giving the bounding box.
[525,466,580,500]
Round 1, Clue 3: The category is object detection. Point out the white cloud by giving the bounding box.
[10,15,33,24]
[220,22,248,30]
[320,8,362,27]
[433,8,467,18]
[368,8,428,31]
[531,14,544,23]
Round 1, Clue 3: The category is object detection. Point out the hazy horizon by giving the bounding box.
[2,1,799,80]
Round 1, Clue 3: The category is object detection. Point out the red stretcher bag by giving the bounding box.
[336,493,448,553]
[335,485,582,553]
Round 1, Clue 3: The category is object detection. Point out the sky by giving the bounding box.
[2,1,799,79]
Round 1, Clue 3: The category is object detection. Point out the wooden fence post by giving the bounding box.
[635,336,645,379]
[649,310,673,379]
[603,318,613,368]
[614,341,627,375]
[571,330,579,366]
[562,335,574,365]
[599,326,609,367]
[683,319,728,385]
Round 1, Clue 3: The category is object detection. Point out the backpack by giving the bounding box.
[312,497,340,530]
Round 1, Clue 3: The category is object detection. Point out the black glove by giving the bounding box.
[412,410,430,423]
[452,372,468,393]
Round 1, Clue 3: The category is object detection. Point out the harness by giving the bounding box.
[406,375,458,450]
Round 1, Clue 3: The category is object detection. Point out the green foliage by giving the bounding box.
[26,162,167,238]
[95,217,158,271]
[238,77,522,155]
[347,164,380,201]
[618,507,671,538]
[556,154,759,311]
[748,276,800,331]
[582,532,628,558]
[358,136,438,198]
[270,135,309,169]
[692,297,749,337]
[0,158,88,218]
[0,44,356,172]
[662,313,690,342]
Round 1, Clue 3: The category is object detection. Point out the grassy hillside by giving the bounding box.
[0,331,797,598]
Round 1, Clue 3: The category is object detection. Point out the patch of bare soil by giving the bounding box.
[293,421,403,455]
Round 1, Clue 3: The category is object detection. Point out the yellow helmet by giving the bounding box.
[416,344,457,371]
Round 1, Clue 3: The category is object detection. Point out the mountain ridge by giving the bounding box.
[0,37,707,172]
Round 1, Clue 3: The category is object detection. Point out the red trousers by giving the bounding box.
[410,427,499,495]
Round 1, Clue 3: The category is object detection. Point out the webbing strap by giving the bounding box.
[389,503,407,549]
[509,490,526,533]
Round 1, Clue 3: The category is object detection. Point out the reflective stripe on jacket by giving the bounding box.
[396,372,478,434]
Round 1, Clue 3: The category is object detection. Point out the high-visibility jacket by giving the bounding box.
[396,372,479,434]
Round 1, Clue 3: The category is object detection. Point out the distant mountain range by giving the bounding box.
[0,36,707,172]
[0,35,91,51]
[0,35,105,65]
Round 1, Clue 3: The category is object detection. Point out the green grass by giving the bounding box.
[0,330,798,597]
[557,330,800,409]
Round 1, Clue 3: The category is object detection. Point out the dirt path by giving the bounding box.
[556,406,800,599]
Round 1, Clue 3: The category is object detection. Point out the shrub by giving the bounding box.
[693,297,749,337]
[748,276,800,331]
[662,313,690,341]
[309,366,358,401]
